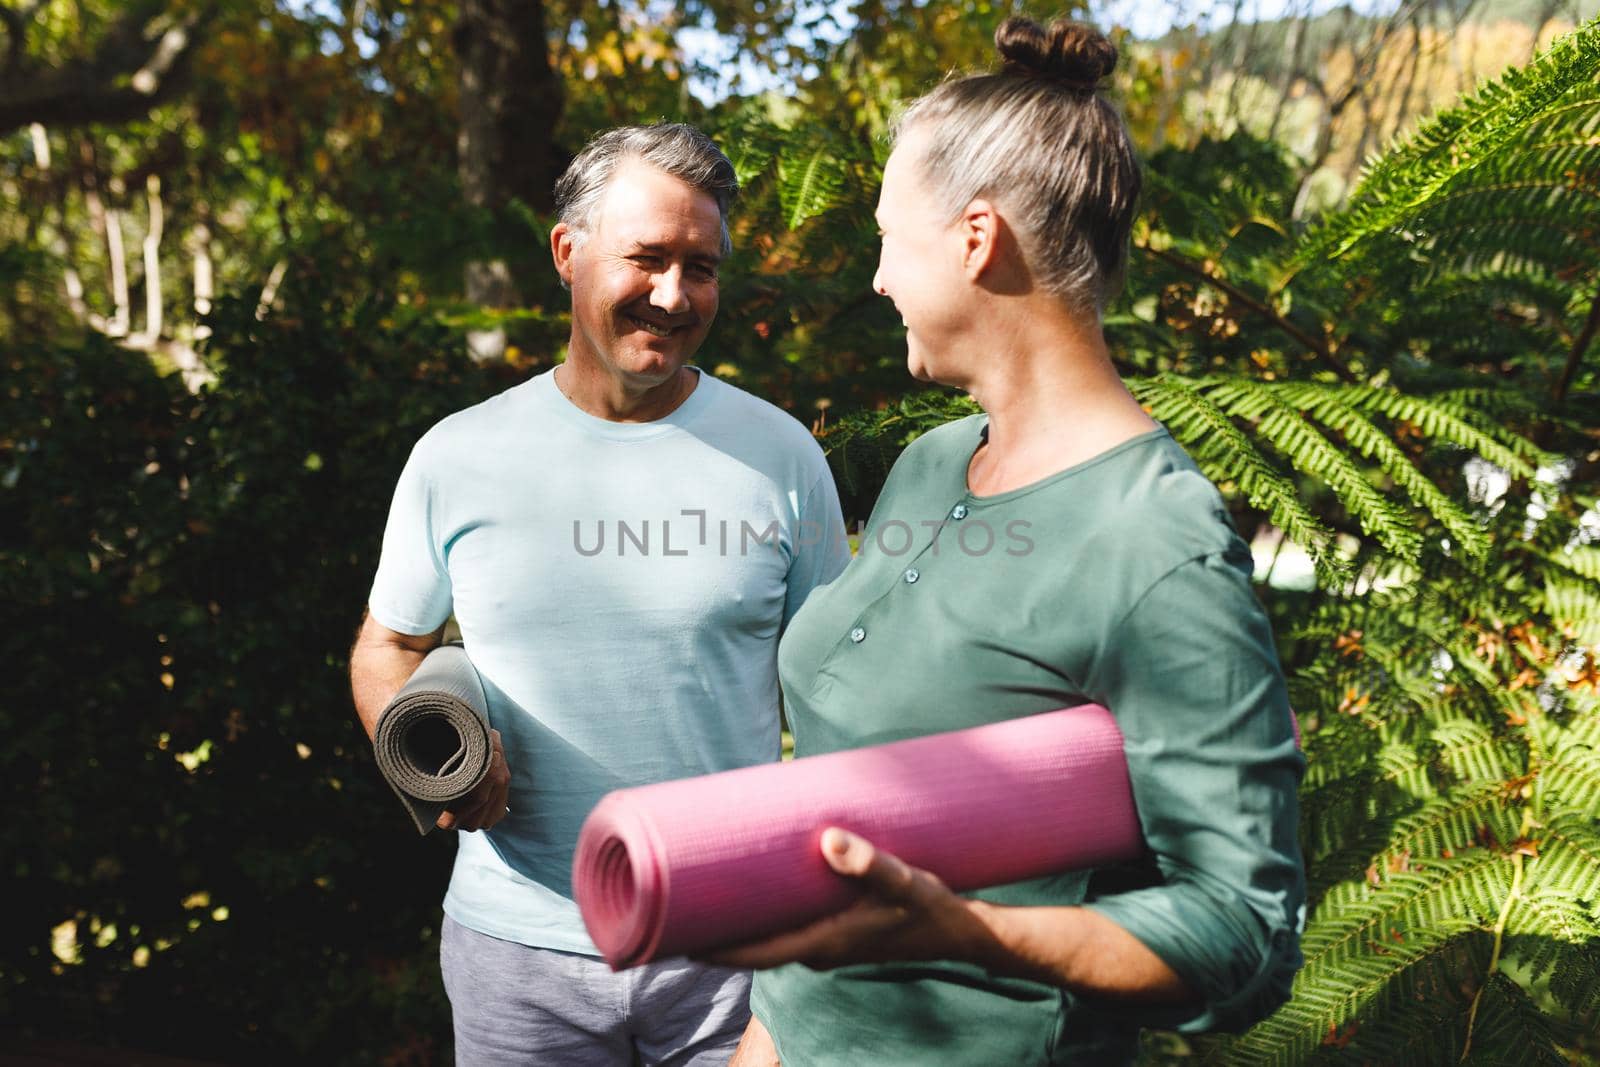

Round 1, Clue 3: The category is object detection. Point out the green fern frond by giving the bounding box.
[1457,973,1570,1067]
[1199,379,1425,561]
[1127,375,1346,585]
[1271,382,1489,557]
[1377,783,1520,866]
[1301,853,1509,972]
[1297,15,1600,264]
[720,118,782,186]
[1526,813,1600,903]
[1507,886,1600,944]
[1226,924,1494,1066]
[1376,738,1439,798]
[1561,695,1600,748]
[1550,546,1600,583]
[1547,937,1600,1018]
[776,145,851,230]
[1538,741,1600,815]
[1432,719,1519,784]
[1219,856,1512,1065]
[1542,578,1600,644]
[1330,385,1545,478]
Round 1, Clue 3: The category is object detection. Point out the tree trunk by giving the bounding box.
[454,0,566,363]
[139,173,163,342]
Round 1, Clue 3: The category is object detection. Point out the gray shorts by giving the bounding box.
[440,914,751,1066]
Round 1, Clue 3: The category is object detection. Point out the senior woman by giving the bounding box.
[712,15,1306,1067]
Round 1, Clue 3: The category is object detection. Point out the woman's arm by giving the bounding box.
[707,827,1197,1006]
[726,1015,781,1067]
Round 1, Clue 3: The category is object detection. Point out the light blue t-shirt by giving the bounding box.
[368,367,850,953]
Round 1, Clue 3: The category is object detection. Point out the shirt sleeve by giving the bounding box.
[1079,547,1306,1034]
[367,439,454,636]
[782,467,852,631]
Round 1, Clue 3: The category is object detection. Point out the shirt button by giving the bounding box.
[950,504,969,520]
[904,568,920,584]
[849,627,866,643]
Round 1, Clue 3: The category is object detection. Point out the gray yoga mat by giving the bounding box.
[372,643,492,835]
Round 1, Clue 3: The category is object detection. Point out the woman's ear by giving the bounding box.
[960,198,1002,281]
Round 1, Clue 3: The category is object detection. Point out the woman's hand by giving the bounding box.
[703,827,1195,1006]
[703,827,1002,971]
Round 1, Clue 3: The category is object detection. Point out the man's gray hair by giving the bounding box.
[553,123,739,256]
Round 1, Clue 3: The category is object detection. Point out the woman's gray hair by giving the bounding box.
[554,123,739,256]
[895,17,1141,315]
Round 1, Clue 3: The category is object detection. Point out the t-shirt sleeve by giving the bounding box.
[1079,547,1306,1034]
[782,466,852,631]
[367,439,454,636]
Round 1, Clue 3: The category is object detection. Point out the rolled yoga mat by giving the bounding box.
[573,704,1142,969]
[372,643,492,835]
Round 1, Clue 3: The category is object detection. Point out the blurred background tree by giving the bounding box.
[3,0,1599,1063]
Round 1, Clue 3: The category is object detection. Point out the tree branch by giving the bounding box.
[1140,243,1359,383]
[1553,286,1600,407]
[0,3,32,79]
[0,4,212,135]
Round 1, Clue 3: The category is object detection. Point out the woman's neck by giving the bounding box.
[960,307,1157,497]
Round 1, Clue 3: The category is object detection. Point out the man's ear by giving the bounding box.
[960,198,1001,281]
[550,222,577,286]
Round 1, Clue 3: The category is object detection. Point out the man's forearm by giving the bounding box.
[349,611,443,739]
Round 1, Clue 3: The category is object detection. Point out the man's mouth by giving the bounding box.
[626,314,682,338]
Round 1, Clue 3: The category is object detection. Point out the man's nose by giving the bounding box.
[871,264,887,297]
[650,267,691,315]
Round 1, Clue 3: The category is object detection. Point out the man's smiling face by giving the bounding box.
[554,160,724,390]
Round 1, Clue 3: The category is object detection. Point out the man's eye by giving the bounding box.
[689,264,718,281]
[632,255,663,268]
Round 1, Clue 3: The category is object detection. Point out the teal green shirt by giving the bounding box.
[751,417,1305,1065]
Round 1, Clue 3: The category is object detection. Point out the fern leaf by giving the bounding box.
[1222,854,1512,1065]
[1273,382,1490,557]
[1298,15,1600,264]
[1527,812,1600,902]
[1201,379,1425,562]
[1431,719,1519,784]
[776,145,849,230]
[1128,375,1347,585]
[1377,783,1520,865]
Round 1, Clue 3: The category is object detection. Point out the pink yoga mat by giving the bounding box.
[573,705,1143,969]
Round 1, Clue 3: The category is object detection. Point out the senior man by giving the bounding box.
[350,123,850,1066]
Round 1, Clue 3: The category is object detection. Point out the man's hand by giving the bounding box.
[435,727,511,833]
[703,828,1002,972]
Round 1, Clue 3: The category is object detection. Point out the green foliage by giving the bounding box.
[1297,15,1600,265]
[0,262,514,1062]
[5,4,1600,1064]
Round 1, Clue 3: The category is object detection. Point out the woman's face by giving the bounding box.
[873,133,970,384]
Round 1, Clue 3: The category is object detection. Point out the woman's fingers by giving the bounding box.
[699,831,945,970]
[821,828,936,901]
[702,894,909,970]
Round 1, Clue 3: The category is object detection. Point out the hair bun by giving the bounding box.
[994,16,1117,89]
